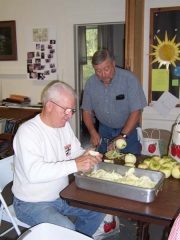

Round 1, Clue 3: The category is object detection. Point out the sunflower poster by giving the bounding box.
[149,7,180,104]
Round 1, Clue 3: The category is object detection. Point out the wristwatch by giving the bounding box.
[119,132,128,139]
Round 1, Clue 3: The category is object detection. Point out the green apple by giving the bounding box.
[159,158,170,165]
[169,159,177,167]
[137,163,148,169]
[159,165,172,178]
[151,156,161,161]
[143,158,152,166]
[124,153,136,164]
[162,156,172,161]
[161,162,173,170]
[124,163,135,167]
[172,164,180,179]
[149,160,161,171]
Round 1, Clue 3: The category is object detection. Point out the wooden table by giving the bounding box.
[60,156,180,239]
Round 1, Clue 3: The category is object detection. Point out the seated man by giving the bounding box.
[12,82,119,239]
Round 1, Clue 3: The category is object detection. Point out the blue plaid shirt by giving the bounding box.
[82,67,147,128]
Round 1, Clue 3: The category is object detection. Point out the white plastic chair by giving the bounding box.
[0,155,30,237]
[17,223,93,240]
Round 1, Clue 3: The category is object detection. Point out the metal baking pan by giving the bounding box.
[74,162,165,203]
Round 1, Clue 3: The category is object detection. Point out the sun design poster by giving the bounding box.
[26,27,57,80]
[149,8,180,103]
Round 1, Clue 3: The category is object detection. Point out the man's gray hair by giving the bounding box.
[42,82,77,105]
[92,49,115,65]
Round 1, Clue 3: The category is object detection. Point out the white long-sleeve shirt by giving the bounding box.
[12,114,85,202]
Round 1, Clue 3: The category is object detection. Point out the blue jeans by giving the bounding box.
[13,197,105,237]
[98,122,140,155]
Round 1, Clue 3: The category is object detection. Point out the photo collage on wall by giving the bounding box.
[26,27,57,80]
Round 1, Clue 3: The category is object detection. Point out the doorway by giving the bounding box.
[74,22,125,141]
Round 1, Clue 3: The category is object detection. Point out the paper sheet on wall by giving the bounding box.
[152,91,179,117]
[26,27,57,80]
[152,69,169,91]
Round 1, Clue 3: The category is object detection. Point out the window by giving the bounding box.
[82,26,98,88]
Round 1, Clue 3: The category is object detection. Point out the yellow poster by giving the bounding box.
[152,69,169,91]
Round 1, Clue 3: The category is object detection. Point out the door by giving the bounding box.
[74,23,125,140]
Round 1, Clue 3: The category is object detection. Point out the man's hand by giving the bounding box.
[107,141,116,151]
[107,136,126,151]
[82,110,101,147]
[75,151,103,172]
[90,131,101,147]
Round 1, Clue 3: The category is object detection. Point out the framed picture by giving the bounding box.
[0,20,17,60]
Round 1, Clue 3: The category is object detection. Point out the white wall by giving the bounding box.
[0,0,125,132]
[0,0,179,133]
[142,0,180,131]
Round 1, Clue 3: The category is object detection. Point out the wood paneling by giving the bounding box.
[125,0,144,85]
[125,0,145,126]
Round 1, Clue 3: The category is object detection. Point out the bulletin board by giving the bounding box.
[149,6,180,107]
[26,27,57,81]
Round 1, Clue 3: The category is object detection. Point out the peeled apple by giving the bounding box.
[138,163,148,169]
[115,139,127,149]
[159,166,171,178]
[172,164,180,179]
[89,150,99,156]
[125,153,136,164]
[124,163,135,167]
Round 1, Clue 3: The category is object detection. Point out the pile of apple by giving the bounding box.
[122,153,180,179]
[122,154,180,179]
[138,156,180,179]
[115,139,180,179]
[102,139,180,179]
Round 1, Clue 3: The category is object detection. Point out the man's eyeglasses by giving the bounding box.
[51,101,76,115]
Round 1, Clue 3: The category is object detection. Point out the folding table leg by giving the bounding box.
[136,221,150,240]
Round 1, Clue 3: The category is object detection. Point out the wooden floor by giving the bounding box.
[0,123,170,240]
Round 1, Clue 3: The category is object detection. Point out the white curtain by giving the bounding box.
[78,26,87,65]
[98,25,114,54]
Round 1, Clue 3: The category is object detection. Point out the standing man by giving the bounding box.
[12,82,119,239]
[82,49,147,154]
